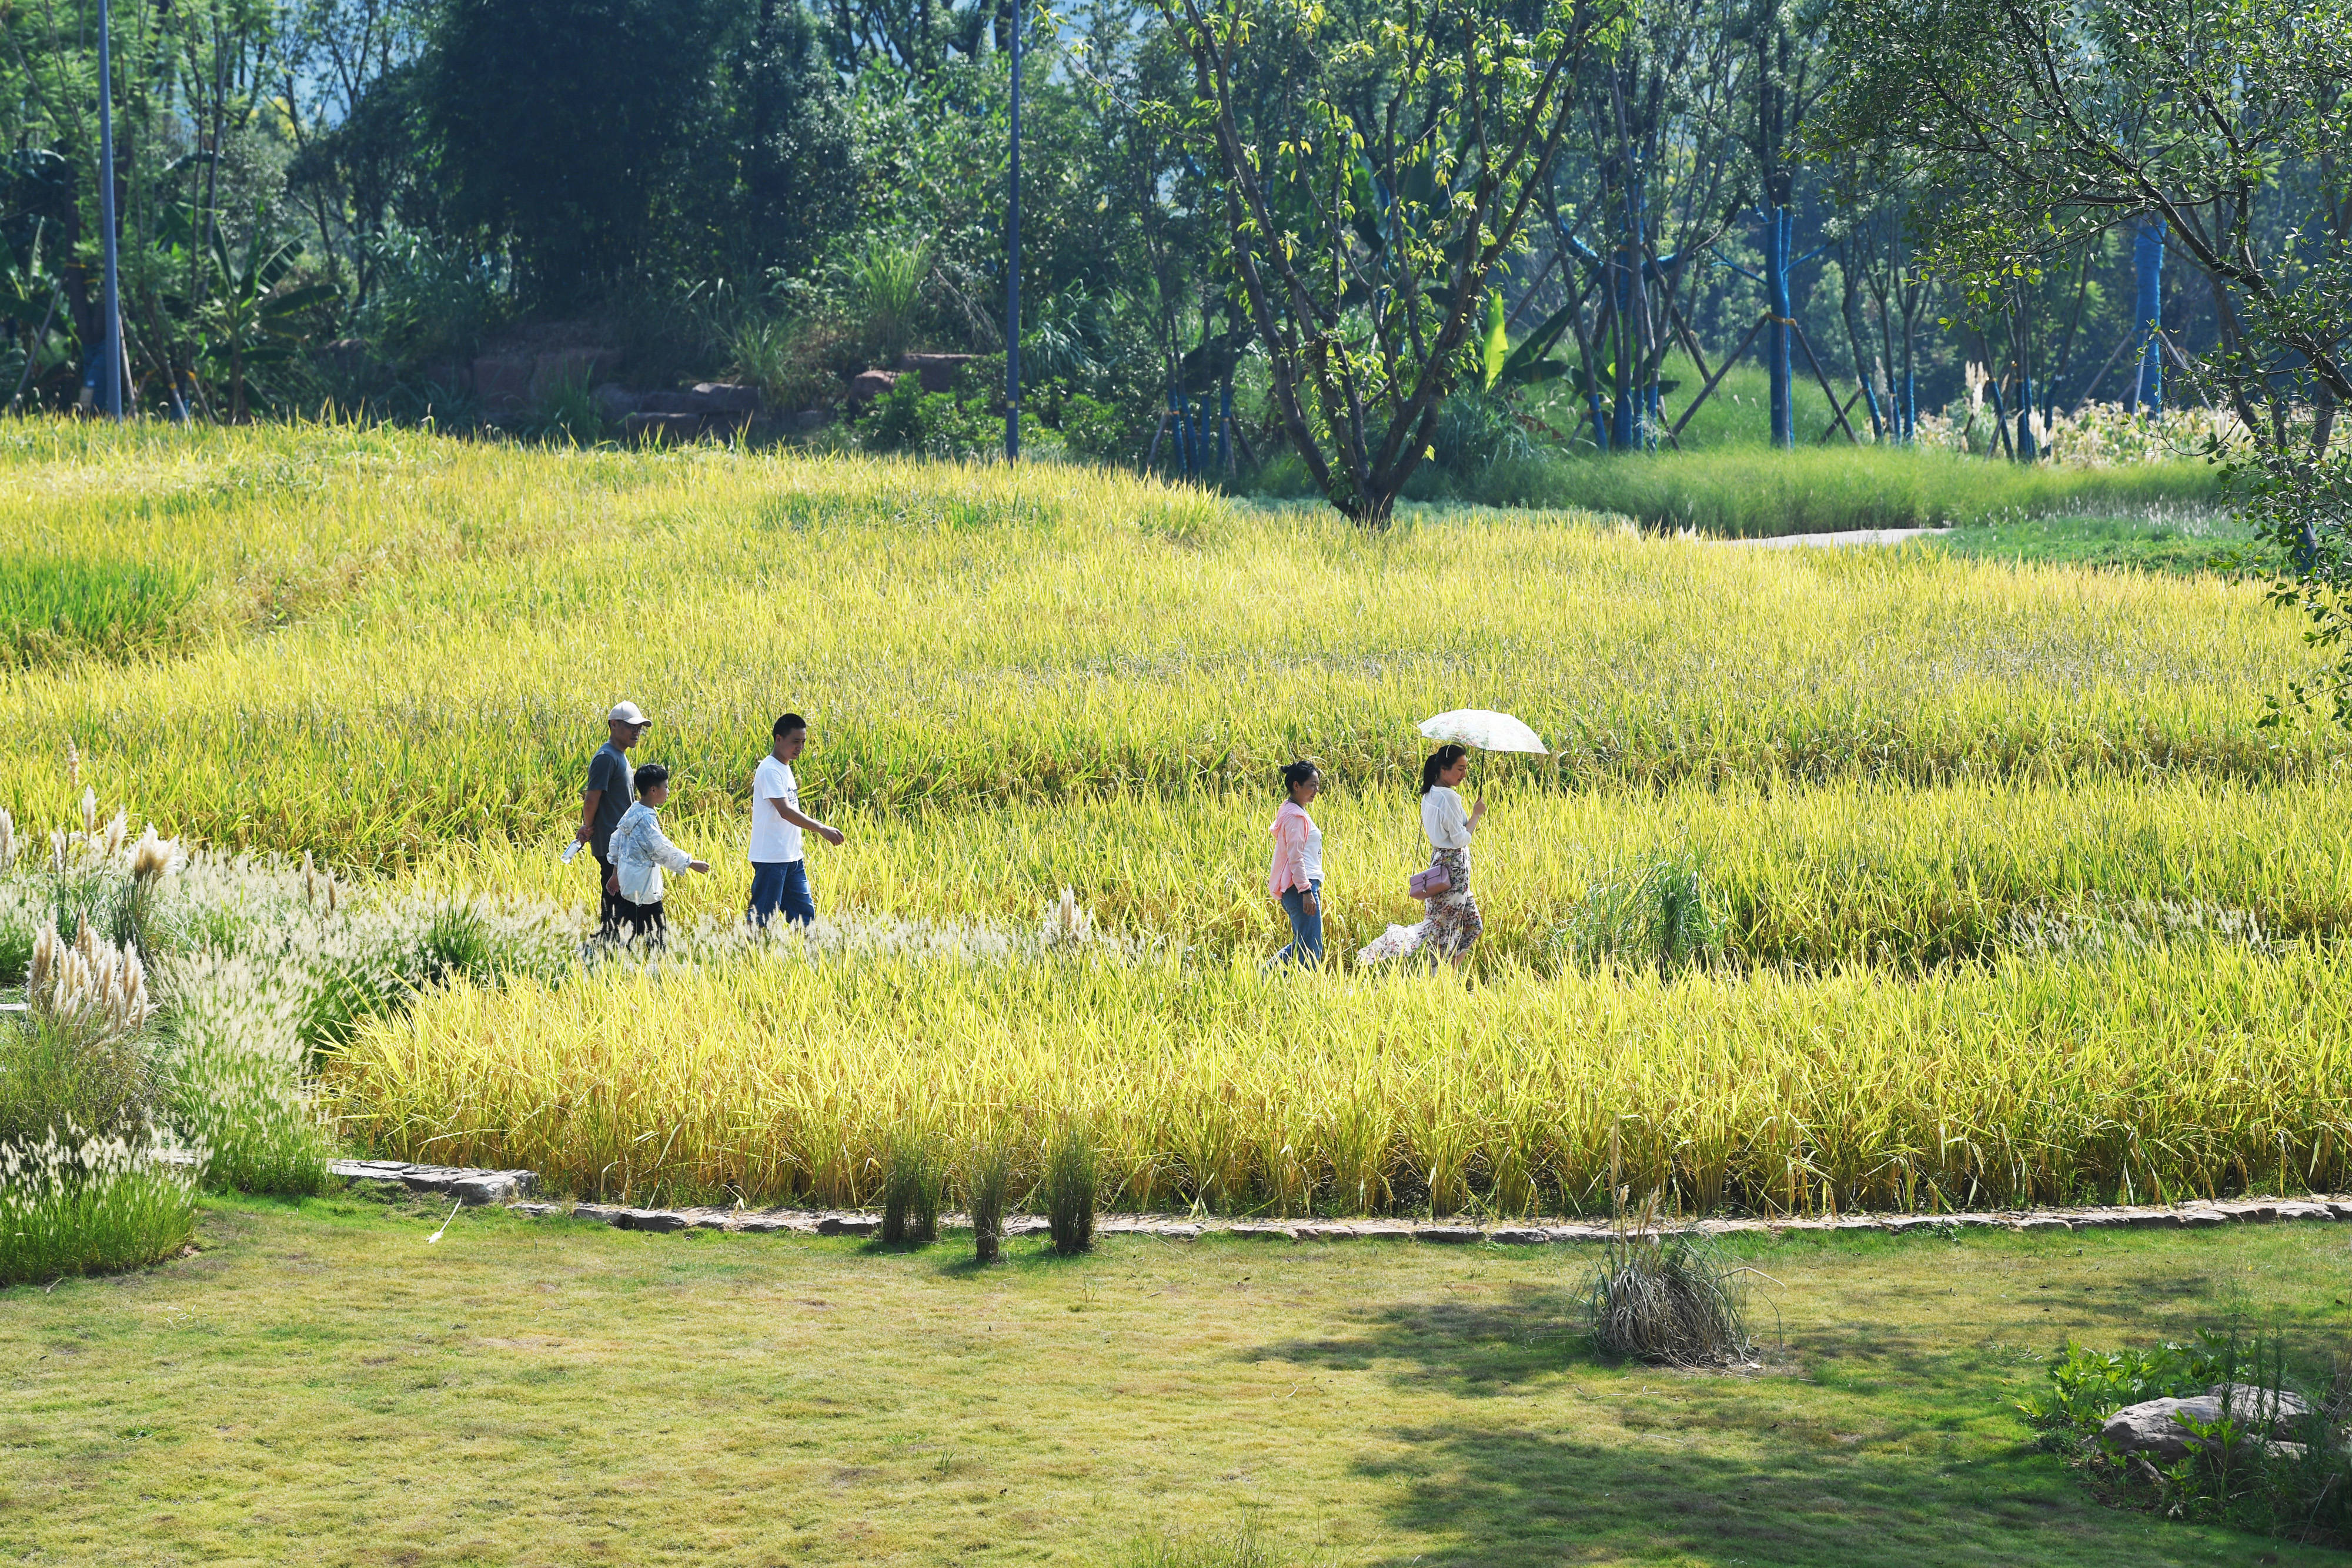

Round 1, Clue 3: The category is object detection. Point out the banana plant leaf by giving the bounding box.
[258,282,339,337]
[1498,297,1580,382]
[1481,291,1509,391]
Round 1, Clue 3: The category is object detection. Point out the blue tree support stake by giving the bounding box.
[96,0,122,420]
[1004,0,1022,462]
[2131,219,2164,418]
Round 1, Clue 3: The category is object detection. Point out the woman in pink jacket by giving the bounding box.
[1268,761,1325,967]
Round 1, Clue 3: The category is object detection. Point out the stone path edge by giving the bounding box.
[327,1160,2352,1243]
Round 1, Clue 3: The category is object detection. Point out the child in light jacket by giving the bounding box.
[605,763,709,945]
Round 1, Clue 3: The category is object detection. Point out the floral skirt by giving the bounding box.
[1421,847,1483,957]
[1355,846,1483,967]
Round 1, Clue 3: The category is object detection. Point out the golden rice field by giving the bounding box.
[4,421,2343,860]
[409,774,2352,969]
[8,419,2348,1216]
[326,945,2352,1215]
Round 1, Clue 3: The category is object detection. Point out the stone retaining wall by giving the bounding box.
[328,1160,2352,1243]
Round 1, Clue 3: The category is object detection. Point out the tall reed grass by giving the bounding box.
[325,941,2352,1217]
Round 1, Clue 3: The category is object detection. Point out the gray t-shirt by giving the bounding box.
[584,742,635,857]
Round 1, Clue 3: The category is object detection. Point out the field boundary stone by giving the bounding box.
[327,1161,2352,1243]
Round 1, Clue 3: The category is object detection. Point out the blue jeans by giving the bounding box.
[749,860,814,928]
[1275,880,1324,967]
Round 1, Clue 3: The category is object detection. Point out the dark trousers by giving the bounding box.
[594,852,625,938]
[613,897,666,946]
[748,860,814,928]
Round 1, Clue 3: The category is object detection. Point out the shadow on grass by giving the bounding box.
[1332,1419,2150,1568]
[1244,1248,2323,1567]
[1251,1282,1591,1395]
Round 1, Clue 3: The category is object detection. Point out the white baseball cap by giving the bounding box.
[608,701,650,726]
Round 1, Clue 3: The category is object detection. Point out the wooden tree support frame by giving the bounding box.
[1790,320,1863,444]
[1816,385,1869,445]
[1668,312,1768,443]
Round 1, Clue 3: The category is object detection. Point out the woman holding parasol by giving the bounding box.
[1357,710,1546,972]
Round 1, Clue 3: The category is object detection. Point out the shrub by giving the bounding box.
[846,240,927,364]
[1059,394,1135,465]
[880,1126,941,1245]
[2022,1332,2352,1546]
[1042,1121,1096,1256]
[1583,1209,1756,1366]
[964,1135,1016,1265]
[726,316,845,412]
[0,1131,199,1288]
[2018,1335,2235,1436]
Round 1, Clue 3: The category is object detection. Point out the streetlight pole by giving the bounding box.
[96,0,123,420]
[1004,0,1021,462]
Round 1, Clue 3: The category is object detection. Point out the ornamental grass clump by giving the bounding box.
[2,920,163,1151]
[28,916,156,1050]
[1583,1201,1759,1368]
[1042,1122,1096,1256]
[880,1126,941,1245]
[0,1128,200,1287]
[964,1135,1016,1264]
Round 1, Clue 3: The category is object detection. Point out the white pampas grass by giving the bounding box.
[28,918,156,1048]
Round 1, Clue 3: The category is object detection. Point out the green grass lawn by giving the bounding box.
[1932,510,2276,577]
[7,1191,2349,1567]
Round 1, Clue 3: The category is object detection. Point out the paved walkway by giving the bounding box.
[1728,527,1953,549]
[331,1161,2352,1243]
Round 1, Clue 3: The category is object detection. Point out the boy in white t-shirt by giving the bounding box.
[748,712,844,928]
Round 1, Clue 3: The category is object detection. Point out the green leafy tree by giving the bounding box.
[1817,0,2351,714]
[1149,0,1626,524]
[425,0,735,306]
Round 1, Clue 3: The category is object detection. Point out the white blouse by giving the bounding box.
[1421,785,1473,850]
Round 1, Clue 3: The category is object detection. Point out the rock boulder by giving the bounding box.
[472,355,535,412]
[690,381,762,415]
[2101,1385,2318,1462]
[896,353,976,394]
[846,369,899,409]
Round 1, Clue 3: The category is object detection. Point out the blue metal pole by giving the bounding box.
[96,0,122,420]
[2132,218,2164,418]
[1004,0,1021,462]
[1766,206,1792,449]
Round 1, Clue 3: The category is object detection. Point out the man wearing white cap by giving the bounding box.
[577,701,650,938]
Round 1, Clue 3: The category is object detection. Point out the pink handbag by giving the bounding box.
[1408,860,1452,901]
